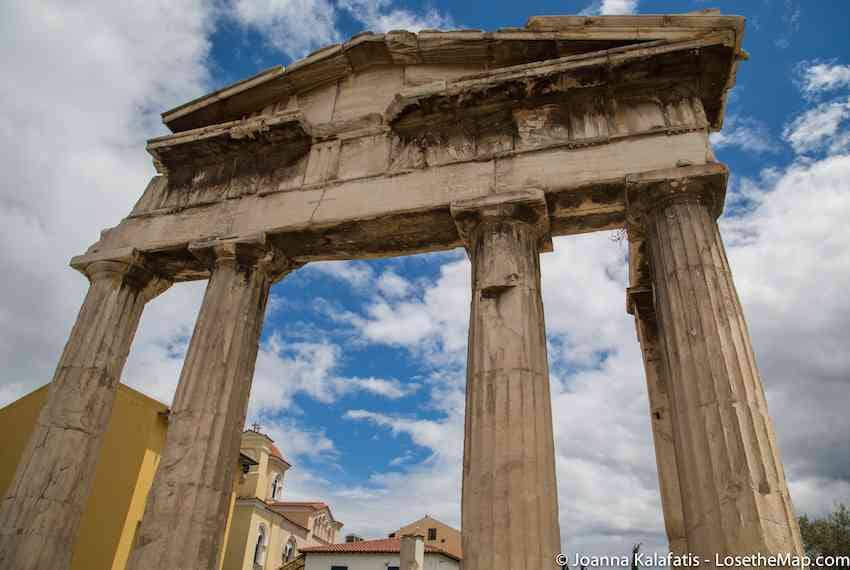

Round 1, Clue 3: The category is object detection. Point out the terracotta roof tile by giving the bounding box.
[269,443,290,464]
[300,538,460,561]
[271,501,327,510]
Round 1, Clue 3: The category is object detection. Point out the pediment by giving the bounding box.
[161,12,744,134]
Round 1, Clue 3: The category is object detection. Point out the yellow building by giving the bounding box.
[0,384,169,570]
[390,515,462,560]
[222,429,344,570]
[1,387,341,570]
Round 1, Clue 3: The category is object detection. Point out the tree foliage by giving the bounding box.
[799,504,850,567]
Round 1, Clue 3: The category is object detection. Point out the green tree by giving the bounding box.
[799,504,850,568]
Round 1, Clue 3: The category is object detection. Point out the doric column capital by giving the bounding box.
[625,163,729,229]
[188,233,301,283]
[450,188,553,252]
[70,247,171,301]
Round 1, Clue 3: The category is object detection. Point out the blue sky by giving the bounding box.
[2,0,850,558]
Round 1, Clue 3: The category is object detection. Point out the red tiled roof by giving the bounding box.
[279,513,311,532]
[269,443,290,464]
[301,538,460,561]
[268,501,339,527]
[271,501,328,510]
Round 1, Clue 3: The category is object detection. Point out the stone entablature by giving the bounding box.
[85,22,741,282]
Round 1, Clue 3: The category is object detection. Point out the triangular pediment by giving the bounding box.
[162,11,744,133]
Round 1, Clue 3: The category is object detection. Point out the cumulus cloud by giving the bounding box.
[722,154,850,500]
[580,0,639,16]
[308,260,375,289]
[228,0,453,61]
[797,60,850,98]
[341,255,470,364]
[710,115,781,154]
[229,0,341,59]
[0,0,214,407]
[783,97,850,154]
[249,334,417,418]
[339,0,453,32]
[263,419,338,460]
[376,270,412,298]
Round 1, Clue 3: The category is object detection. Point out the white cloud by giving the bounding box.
[263,419,338,460]
[783,97,850,154]
[0,0,214,407]
[721,154,850,499]
[797,60,850,98]
[229,0,341,59]
[309,260,375,289]
[344,377,420,399]
[376,270,411,298]
[338,0,453,32]
[229,0,454,61]
[580,0,639,16]
[248,334,419,420]
[343,255,470,364]
[710,115,780,154]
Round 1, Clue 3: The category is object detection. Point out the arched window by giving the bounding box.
[253,524,267,566]
[270,473,282,500]
[283,538,297,563]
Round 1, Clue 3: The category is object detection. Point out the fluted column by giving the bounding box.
[0,251,169,570]
[629,172,803,563]
[452,189,560,570]
[127,235,296,570]
[628,282,689,555]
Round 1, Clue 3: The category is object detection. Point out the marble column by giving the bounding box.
[451,189,561,570]
[628,282,689,555]
[127,236,296,570]
[630,173,803,561]
[0,250,169,570]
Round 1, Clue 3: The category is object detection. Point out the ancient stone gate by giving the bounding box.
[0,12,805,570]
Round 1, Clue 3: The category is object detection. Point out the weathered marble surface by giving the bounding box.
[82,28,739,279]
[126,237,295,570]
[630,174,804,563]
[453,190,560,570]
[631,287,689,555]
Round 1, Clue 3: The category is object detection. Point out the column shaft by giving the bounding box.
[127,242,285,570]
[461,214,560,570]
[633,307,689,554]
[645,195,803,559]
[0,258,166,570]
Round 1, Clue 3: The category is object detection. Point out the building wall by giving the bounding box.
[0,384,169,570]
[221,502,255,570]
[219,485,239,570]
[222,500,315,570]
[305,552,400,570]
[238,431,289,503]
[304,553,459,570]
[395,517,462,560]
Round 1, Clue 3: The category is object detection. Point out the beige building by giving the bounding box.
[390,516,462,560]
[222,429,343,570]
